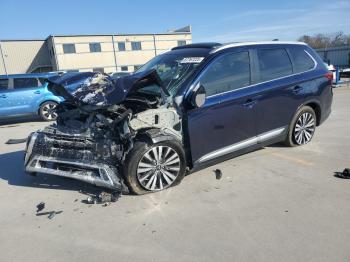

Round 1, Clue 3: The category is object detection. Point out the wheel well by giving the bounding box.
[37,100,58,115]
[305,102,321,126]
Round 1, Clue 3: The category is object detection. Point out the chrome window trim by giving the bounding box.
[202,49,318,99]
[211,41,307,54]
[195,127,286,164]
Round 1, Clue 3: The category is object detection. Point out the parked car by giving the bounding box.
[0,73,64,121]
[24,41,333,194]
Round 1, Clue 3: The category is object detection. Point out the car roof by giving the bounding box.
[0,72,60,79]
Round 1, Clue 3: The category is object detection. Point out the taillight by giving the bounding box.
[325,71,333,84]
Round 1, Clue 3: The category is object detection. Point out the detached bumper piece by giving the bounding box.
[24,128,125,191]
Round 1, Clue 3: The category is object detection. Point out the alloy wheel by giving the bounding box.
[293,112,315,145]
[137,145,181,191]
[42,103,58,120]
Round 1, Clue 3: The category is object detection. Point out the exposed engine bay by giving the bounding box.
[24,70,183,192]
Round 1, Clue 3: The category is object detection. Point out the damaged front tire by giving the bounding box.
[124,139,186,195]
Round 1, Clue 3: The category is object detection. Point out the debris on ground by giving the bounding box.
[84,190,121,205]
[335,168,350,179]
[36,202,45,212]
[5,138,27,144]
[36,211,63,219]
[214,169,222,180]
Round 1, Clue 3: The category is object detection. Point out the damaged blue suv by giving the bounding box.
[24,42,333,194]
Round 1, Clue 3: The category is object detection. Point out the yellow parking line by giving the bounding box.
[271,152,313,166]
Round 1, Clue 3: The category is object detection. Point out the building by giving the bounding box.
[0,26,192,75]
[316,45,350,68]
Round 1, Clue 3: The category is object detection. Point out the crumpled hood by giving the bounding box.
[47,69,168,107]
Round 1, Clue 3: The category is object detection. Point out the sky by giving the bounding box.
[1,0,350,42]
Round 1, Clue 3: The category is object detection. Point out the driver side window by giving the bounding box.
[200,51,251,96]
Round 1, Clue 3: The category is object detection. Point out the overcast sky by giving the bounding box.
[1,0,349,42]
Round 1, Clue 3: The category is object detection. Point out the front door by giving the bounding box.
[186,51,259,165]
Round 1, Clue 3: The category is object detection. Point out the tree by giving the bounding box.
[298,32,350,49]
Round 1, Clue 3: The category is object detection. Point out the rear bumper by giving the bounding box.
[24,130,125,191]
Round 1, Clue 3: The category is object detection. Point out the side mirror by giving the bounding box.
[191,82,206,108]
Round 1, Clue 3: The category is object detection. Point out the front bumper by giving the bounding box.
[24,129,125,191]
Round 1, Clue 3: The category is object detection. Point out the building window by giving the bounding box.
[177,40,186,46]
[134,65,141,71]
[121,66,128,71]
[62,44,76,54]
[0,79,9,89]
[118,42,126,51]
[89,43,101,53]
[93,67,104,73]
[131,41,142,50]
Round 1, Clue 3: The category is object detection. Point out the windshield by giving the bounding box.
[136,52,205,96]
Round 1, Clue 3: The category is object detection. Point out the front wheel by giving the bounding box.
[39,101,58,121]
[284,106,316,147]
[123,139,186,195]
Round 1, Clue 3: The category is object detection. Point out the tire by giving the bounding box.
[39,101,58,121]
[123,139,186,195]
[284,106,316,147]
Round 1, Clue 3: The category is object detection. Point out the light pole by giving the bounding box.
[0,41,8,75]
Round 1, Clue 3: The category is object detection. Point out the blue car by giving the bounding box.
[24,41,333,194]
[0,73,64,121]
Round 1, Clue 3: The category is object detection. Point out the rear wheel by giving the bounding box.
[284,106,316,146]
[39,101,58,121]
[123,139,186,195]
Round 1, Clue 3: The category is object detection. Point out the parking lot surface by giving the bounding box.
[0,86,349,262]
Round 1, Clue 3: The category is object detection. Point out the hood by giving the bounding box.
[47,69,169,107]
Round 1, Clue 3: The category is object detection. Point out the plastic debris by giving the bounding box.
[214,169,222,180]
[36,211,63,219]
[6,138,27,144]
[85,191,120,205]
[36,202,45,212]
[335,168,350,179]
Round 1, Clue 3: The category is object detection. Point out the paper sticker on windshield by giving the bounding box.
[180,57,204,64]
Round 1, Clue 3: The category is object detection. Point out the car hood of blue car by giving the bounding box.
[47,69,168,107]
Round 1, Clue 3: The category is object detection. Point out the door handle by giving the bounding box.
[0,94,7,98]
[292,86,303,93]
[243,98,257,107]
[34,90,41,94]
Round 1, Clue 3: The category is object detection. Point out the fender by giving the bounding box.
[136,128,182,145]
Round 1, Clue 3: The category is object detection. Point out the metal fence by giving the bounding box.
[316,45,350,68]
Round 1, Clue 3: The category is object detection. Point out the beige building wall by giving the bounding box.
[51,32,192,73]
[0,27,192,75]
[0,40,51,74]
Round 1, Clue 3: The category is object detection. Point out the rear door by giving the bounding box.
[252,46,305,139]
[186,50,258,164]
[5,77,43,115]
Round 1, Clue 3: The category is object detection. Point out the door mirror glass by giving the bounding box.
[191,83,206,108]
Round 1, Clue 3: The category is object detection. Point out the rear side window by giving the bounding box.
[13,78,39,89]
[288,47,315,73]
[257,48,292,82]
[0,79,8,89]
[200,51,250,96]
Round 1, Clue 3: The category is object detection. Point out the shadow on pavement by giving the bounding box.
[0,150,100,193]
[0,116,44,126]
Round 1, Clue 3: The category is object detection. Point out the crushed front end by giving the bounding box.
[23,70,180,192]
[24,104,132,192]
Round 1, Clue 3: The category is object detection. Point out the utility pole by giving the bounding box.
[0,41,8,75]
